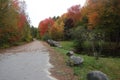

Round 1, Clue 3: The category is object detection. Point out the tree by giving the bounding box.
[64,18,74,40]
[0,0,20,46]
[49,17,64,40]
[76,0,120,57]
[38,18,54,37]
[21,21,32,42]
[63,5,82,40]
[67,4,81,25]
[0,0,32,47]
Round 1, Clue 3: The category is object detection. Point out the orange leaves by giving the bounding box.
[88,12,99,29]
[83,0,120,31]
[82,0,107,30]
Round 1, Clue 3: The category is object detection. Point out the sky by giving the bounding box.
[23,0,86,27]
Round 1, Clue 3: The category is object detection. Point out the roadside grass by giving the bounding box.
[0,40,33,49]
[53,41,120,80]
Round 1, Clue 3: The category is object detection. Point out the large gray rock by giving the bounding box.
[47,39,54,46]
[66,51,84,66]
[70,56,84,65]
[87,71,109,80]
[47,39,62,48]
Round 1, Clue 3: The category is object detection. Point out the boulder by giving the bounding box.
[53,41,62,48]
[66,51,84,66]
[70,56,84,66]
[47,39,62,48]
[47,39,55,46]
[87,71,109,80]
[66,51,74,56]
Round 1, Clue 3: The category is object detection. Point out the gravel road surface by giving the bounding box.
[0,40,57,80]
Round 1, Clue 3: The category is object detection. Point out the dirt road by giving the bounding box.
[0,40,57,80]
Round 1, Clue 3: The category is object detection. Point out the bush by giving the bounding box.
[41,33,51,41]
[71,26,87,53]
[0,44,10,48]
[101,42,120,57]
[73,40,84,53]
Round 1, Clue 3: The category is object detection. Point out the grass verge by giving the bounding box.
[53,41,120,80]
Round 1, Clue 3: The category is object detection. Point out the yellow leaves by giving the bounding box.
[49,18,64,40]
[81,6,88,17]
[61,13,68,20]
[49,25,63,40]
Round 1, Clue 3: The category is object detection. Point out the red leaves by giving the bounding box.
[38,18,54,36]
[88,12,99,29]
[12,0,27,30]
[17,13,26,30]
[67,5,81,25]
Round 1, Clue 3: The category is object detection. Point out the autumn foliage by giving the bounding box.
[67,5,81,25]
[38,4,82,40]
[0,0,32,48]
[49,18,64,40]
[38,18,54,36]
[75,0,120,57]
[38,0,120,57]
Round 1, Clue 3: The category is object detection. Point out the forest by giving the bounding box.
[38,0,120,57]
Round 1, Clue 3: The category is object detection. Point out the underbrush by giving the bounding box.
[53,41,120,80]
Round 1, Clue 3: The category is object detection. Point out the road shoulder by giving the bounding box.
[42,41,78,80]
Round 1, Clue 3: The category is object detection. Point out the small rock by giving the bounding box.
[66,51,74,56]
